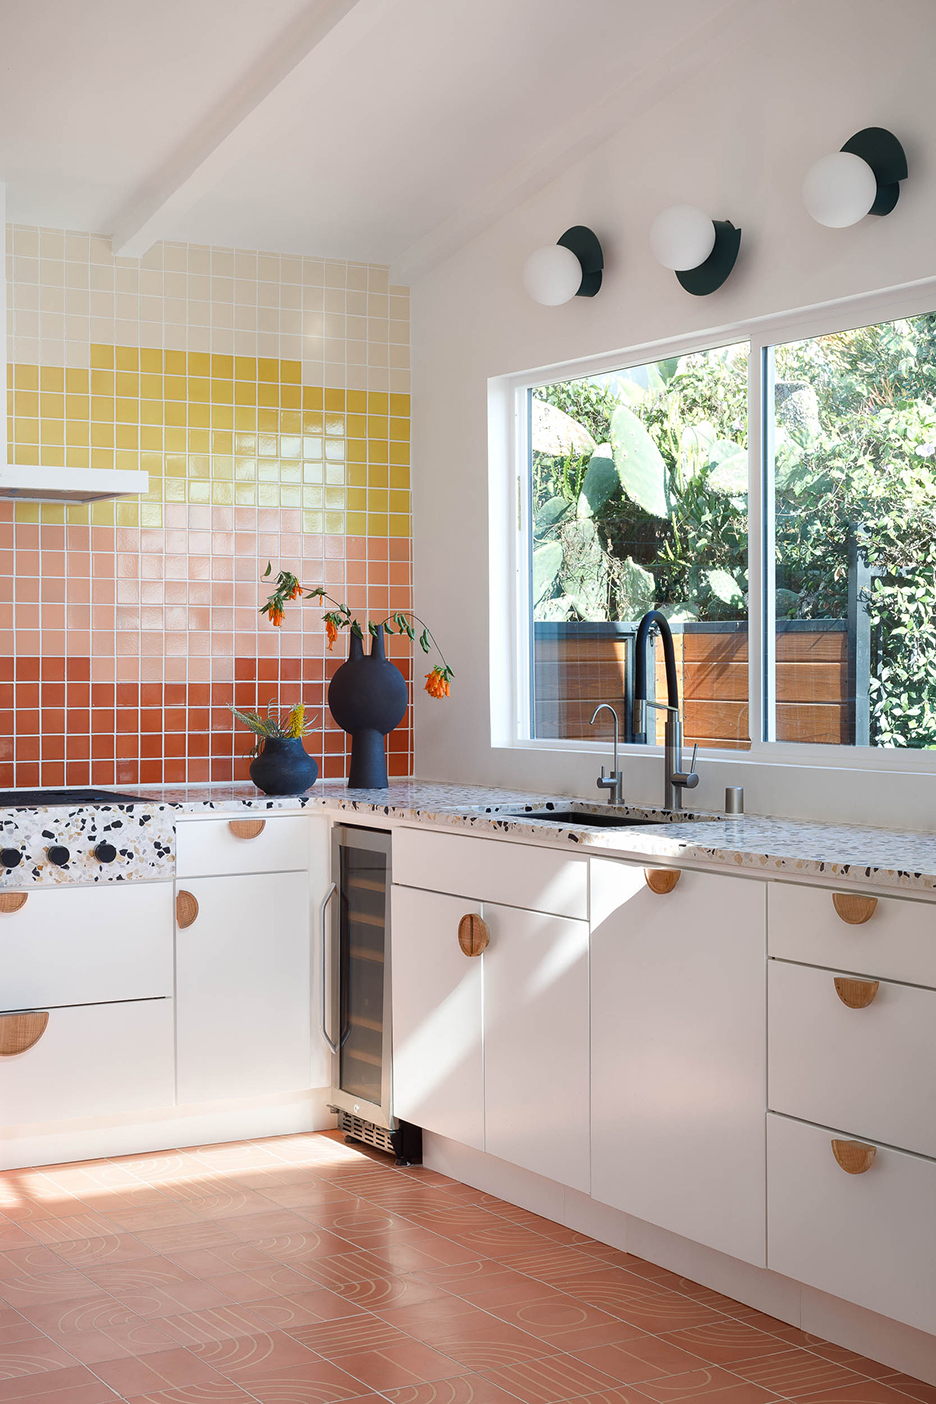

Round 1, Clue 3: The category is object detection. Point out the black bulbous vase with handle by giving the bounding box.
[328,625,408,789]
[249,736,318,796]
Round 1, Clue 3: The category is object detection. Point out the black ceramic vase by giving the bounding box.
[327,625,408,788]
[249,736,318,796]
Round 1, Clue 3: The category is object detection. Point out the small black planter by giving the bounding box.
[328,625,408,789]
[249,736,318,796]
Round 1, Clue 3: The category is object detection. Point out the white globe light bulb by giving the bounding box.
[522,244,583,305]
[802,151,877,228]
[650,204,716,272]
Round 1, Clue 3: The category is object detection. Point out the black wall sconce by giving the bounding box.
[803,127,908,227]
[522,226,603,305]
[649,204,741,296]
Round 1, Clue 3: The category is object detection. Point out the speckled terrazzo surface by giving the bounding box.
[5,780,936,894]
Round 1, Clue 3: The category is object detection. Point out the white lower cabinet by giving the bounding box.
[390,885,484,1149]
[483,902,589,1191]
[0,999,174,1124]
[175,870,312,1104]
[591,859,767,1266]
[767,1112,936,1335]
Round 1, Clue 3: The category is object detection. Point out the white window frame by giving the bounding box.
[491,274,936,775]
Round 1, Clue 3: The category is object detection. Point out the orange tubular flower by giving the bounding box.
[325,619,338,650]
[268,605,285,627]
[424,666,450,699]
[288,581,303,601]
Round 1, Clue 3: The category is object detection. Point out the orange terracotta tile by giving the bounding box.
[236,1359,371,1403]
[573,1338,711,1384]
[383,1376,530,1404]
[288,1313,409,1356]
[335,1339,464,1392]
[729,1350,871,1398]
[479,1350,625,1404]
[795,1386,927,1404]
[662,1322,790,1365]
[246,1288,366,1330]
[188,1327,320,1380]
[123,1385,257,1403]
[0,1361,120,1400]
[637,1365,778,1404]
[0,1334,80,1379]
[49,1234,157,1268]
[92,1344,228,1396]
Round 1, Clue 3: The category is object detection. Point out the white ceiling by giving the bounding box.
[1,0,760,276]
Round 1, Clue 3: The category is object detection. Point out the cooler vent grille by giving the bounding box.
[335,1108,395,1155]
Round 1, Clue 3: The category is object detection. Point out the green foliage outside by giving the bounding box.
[531,312,936,748]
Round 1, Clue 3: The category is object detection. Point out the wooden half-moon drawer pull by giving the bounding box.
[458,913,489,957]
[228,819,266,840]
[831,1138,877,1175]
[645,868,680,895]
[0,892,28,914]
[0,1010,49,1056]
[176,889,199,929]
[832,892,878,925]
[834,976,879,1009]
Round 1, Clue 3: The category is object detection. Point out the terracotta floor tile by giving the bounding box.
[570,1389,662,1404]
[106,1204,203,1234]
[383,1374,533,1404]
[17,1293,130,1334]
[250,1230,356,1263]
[637,1365,778,1404]
[806,1350,897,1382]
[247,1290,367,1331]
[489,1297,645,1351]
[0,1229,37,1256]
[0,1270,103,1308]
[163,1243,276,1280]
[120,1154,209,1187]
[92,1343,227,1395]
[662,1323,790,1365]
[0,1362,120,1400]
[330,1272,451,1310]
[0,1311,40,1349]
[188,1327,318,1378]
[36,1317,178,1366]
[500,1247,610,1283]
[289,1313,409,1356]
[157,1304,272,1347]
[880,1377,936,1404]
[368,1238,482,1275]
[430,1317,555,1371]
[480,1350,625,1403]
[336,1339,464,1391]
[20,1214,123,1247]
[157,1181,275,1219]
[255,1181,360,1212]
[0,1336,80,1380]
[49,1233,156,1268]
[429,1268,557,1310]
[794,1386,928,1404]
[573,1337,708,1384]
[219,1210,327,1244]
[0,1250,64,1281]
[123,1385,259,1404]
[240,1358,376,1403]
[377,1301,491,1340]
[728,1350,871,1398]
[547,1273,724,1332]
[133,1222,241,1255]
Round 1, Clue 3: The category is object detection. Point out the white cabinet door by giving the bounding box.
[483,903,590,1191]
[390,885,483,1149]
[591,860,767,1267]
[176,871,311,1104]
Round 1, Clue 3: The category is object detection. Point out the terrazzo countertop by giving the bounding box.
[4,779,936,894]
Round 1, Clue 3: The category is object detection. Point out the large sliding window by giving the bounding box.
[517,304,936,758]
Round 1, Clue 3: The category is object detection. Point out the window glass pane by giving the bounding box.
[529,344,749,749]
[770,313,936,748]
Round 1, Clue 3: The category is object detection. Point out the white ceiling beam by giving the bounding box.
[390,0,770,286]
[110,0,392,259]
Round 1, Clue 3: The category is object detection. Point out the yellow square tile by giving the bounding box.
[166,477,186,502]
[41,419,65,446]
[140,399,163,426]
[116,397,138,423]
[90,344,114,369]
[211,430,234,455]
[90,449,115,472]
[65,368,89,393]
[165,426,187,452]
[115,372,139,398]
[346,413,366,438]
[90,422,114,448]
[368,440,388,464]
[140,347,163,373]
[14,363,39,391]
[211,481,234,505]
[389,393,410,417]
[258,407,278,432]
[258,382,279,408]
[348,487,367,510]
[280,409,301,434]
[116,346,139,371]
[346,390,367,413]
[14,418,38,445]
[12,444,39,465]
[324,510,345,534]
[347,438,367,463]
[235,356,257,381]
[234,381,257,406]
[13,501,40,522]
[189,454,210,478]
[346,510,367,534]
[140,374,163,400]
[39,501,65,523]
[280,359,300,383]
[389,465,410,489]
[258,357,278,383]
[212,403,234,430]
[368,488,388,511]
[141,450,163,472]
[16,391,39,418]
[90,395,112,423]
[40,366,64,393]
[302,386,323,410]
[235,458,257,482]
[367,513,388,536]
[188,403,210,429]
[116,424,138,449]
[389,417,409,442]
[369,464,389,488]
[234,406,257,431]
[165,401,186,427]
[281,384,300,410]
[65,446,90,468]
[367,391,388,415]
[211,354,234,379]
[164,349,187,375]
[166,454,186,477]
[188,351,210,377]
[389,489,410,513]
[389,441,410,466]
[188,428,210,453]
[211,378,233,405]
[141,428,163,452]
[368,414,388,439]
[40,446,65,466]
[165,375,187,400]
[389,513,410,537]
[348,464,367,487]
[325,388,346,412]
[116,499,140,526]
[302,411,324,434]
[90,498,116,524]
[189,376,210,403]
[65,421,90,448]
[90,370,115,397]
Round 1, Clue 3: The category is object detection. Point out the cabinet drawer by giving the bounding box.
[769,959,936,1158]
[0,999,174,1126]
[393,827,587,919]
[769,881,936,986]
[767,1112,936,1336]
[0,882,173,1011]
[175,814,314,877]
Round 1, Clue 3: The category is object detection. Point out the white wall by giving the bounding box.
[410,0,936,827]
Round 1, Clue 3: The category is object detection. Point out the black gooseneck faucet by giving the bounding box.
[634,609,700,810]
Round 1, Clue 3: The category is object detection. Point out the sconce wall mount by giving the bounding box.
[523,225,603,305]
[803,127,908,228]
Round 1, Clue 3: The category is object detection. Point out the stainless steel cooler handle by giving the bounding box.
[319,881,338,1054]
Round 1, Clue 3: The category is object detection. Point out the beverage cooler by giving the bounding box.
[321,824,420,1164]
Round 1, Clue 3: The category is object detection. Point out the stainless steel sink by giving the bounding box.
[495,808,713,828]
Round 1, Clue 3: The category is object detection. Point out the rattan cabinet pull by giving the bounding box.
[831,1138,877,1174]
[0,892,27,914]
[832,892,878,925]
[458,913,490,957]
[834,976,879,1008]
[176,889,199,929]
[0,1010,49,1056]
[644,868,680,895]
[228,819,266,840]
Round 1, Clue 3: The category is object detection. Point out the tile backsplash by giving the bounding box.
[3,227,412,788]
